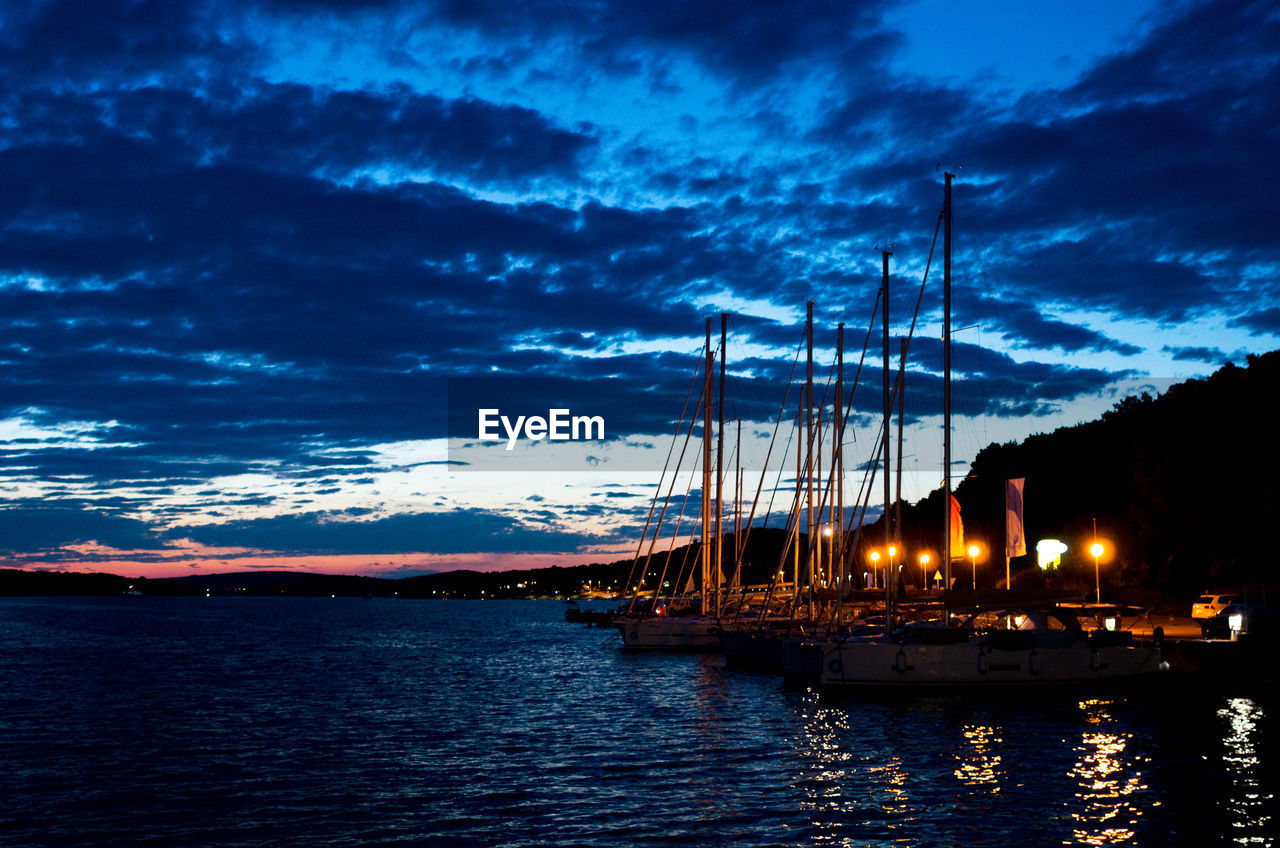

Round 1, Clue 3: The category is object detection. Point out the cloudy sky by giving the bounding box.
[1,0,1275,578]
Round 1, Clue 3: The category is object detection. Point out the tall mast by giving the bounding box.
[805,300,815,622]
[816,407,824,593]
[896,337,906,565]
[826,408,835,596]
[881,249,893,628]
[942,173,953,592]
[702,318,713,616]
[735,418,742,571]
[794,389,802,595]
[715,312,727,614]
[835,322,844,619]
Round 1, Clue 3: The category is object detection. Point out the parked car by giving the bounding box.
[1200,603,1274,639]
[1191,593,1242,619]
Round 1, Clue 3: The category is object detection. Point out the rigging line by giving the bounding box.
[726,325,806,588]
[824,213,940,594]
[754,444,810,631]
[647,399,707,612]
[740,401,804,630]
[840,394,890,548]
[837,285,882,464]
[627,365,706,612]
[801,377,876,622]
[651,447,702,612]
[643,388,704,607]
[897,210,944,376]
[752,390,811,630]
[672,461,711,611]
[622,349,702,606]
[841,416,887,598]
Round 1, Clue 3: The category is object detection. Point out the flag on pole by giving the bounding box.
[949,494,965,560]
[1005,478,1026,558]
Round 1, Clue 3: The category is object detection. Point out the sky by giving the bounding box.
[1,0,1276,579]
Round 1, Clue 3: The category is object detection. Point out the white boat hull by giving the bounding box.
[820,637,1163,687]
[616,616,720,649]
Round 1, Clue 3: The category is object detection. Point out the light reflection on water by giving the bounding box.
[953,724,1004,791]
[1069,698,1150,845]
[1219,697,1273,845]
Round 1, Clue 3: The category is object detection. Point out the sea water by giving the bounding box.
[0,597,1273,846]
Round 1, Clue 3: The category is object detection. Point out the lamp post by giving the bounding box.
[870,550,881,589]
[967,544,979,590]
[888,545,897,593]
[1090,541,1104,603]
[919,553,930,592]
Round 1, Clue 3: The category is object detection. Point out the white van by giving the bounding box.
[1191,593,1241,619]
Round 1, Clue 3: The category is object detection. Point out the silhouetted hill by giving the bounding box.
[160,570,393,596]
[0,528,798,599]
[0,568,141,596]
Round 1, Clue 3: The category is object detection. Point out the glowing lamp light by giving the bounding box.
[1229,613,1244,639]
[1037,539,1068,570]
[870,550,881,564]
[1090,540,1106,603]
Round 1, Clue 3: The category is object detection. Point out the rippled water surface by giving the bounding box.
[1,597,1274,846]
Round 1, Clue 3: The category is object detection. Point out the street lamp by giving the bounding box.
[967,544,980,590]
[1090,541,1104,603]
[919,553,930,591]
[869,550,881,589]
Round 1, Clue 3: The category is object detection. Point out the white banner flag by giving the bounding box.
[1005,478,1026,558]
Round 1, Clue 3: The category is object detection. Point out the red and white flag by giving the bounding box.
[949,494,965,559]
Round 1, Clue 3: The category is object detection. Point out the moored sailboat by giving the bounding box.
[820,605,1164,688]
[818,173,1165,690]
[615,316,726,649]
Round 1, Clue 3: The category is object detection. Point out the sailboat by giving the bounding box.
[614,316,727,649]
[818,173,1166,689]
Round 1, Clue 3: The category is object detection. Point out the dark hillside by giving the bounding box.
[927,352,1277,598]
